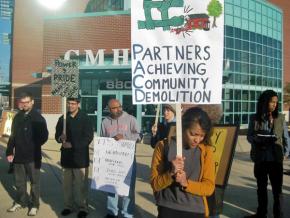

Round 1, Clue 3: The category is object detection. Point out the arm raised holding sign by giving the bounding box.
[151,107,215,218]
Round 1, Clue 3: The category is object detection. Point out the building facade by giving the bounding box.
[222,0,283,126]
[10,0,285,135]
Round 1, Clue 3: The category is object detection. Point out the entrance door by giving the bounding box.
[97,90,141,135]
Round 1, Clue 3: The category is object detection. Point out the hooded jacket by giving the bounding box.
[100,111,140,142]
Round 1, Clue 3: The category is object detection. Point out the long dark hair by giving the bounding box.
[182,107,212,145]
[256,89,278,123]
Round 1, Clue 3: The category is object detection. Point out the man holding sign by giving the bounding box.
[55,97,94,218]
[100,99,140,218]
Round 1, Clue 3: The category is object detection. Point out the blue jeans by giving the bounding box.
[107,161,136,218]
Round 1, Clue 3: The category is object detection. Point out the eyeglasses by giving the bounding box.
[110,105,122,110]
[20,101,31,104]
[67,102,78,105]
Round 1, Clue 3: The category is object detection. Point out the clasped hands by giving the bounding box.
[171,156,188,188]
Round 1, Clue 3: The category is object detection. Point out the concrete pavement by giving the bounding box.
[0,135,290,218]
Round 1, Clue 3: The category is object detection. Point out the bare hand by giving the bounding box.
[175,170,188,187]
[62,142,72,149]
[113,134,124,141]
[7,155,14,163]
[151,124,157,136]
[59,134,66,143]
[171,156,185,175]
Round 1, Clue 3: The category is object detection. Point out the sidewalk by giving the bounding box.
[0,136,290,218]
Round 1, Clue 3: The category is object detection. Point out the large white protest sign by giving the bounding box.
[51,59,79,98]
[132,0,224,104]
[91,136,136,196]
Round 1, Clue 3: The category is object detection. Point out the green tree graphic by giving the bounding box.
[207,0,223,28]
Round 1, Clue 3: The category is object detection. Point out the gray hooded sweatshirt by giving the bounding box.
[100,111,140,142]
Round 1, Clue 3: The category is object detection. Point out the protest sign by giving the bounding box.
[131,0,224,104]
[51,59,79,98]
[0,111,16,136]
[91,136,136,196]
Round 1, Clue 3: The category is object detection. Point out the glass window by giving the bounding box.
[234,90,242,100]
[249,21,255,32]
[81,97,98,114]
[234,62,241,73]
[250,42,256,53]
[249,1,255,11]
[256,2,261,13]
[250,75,255,85]
[250,101,256,112]
[225,3,233,15]
[225,114,233,124]
[226,37,234,48]
[234,6,241,16]
[256,13,261,24]
[242,20,249,29]
[256,76,262,85]
[250,91,255,101]
[226,26,234,36]
[241,0,248,8]
[242,114,248,124]
[235,50,241,61]
[241,52,249,62]
[241,73,249,83]
[242,41,249,51]
[257,55,262,65]
[256,44,262,54]
[224,89,234,100]
[256,66,262,75]
[250,54,256,64]
[242,30,249,41]
[262,5,267,15]
[225,14,234,26]
[234,28,242,38]
[234,101,241,111]
[256,34,262,43]
[249,11,255,21]
[242,9,248,19]
[250,32,256,42]
[81,79,92,95]
[234,16,241,28]
[235,39,242,50]
[224,101,233,112]
[226,49,234,60]
[277,41,282,50]
[250,64,256,74]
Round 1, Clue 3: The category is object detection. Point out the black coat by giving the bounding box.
[6,109,48,168]
[55,110,94,168]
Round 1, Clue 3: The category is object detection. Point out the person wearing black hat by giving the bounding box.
[55,97,94,218]
[150,104,176,149]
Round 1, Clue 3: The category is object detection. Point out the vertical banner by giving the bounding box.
[131,0,224,104]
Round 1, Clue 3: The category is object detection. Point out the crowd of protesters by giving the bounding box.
[4,90,290,218]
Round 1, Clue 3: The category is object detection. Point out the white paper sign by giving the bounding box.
[131,0,224,104]
[91,136,136,196]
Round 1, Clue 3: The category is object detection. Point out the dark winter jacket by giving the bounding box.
[55,110,94,168]
[247,113,290,163]
[6,109,48,168]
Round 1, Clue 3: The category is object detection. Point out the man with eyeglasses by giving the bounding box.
[6,92,48,216]
[100,98,140,218]
[55,97,94,218]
